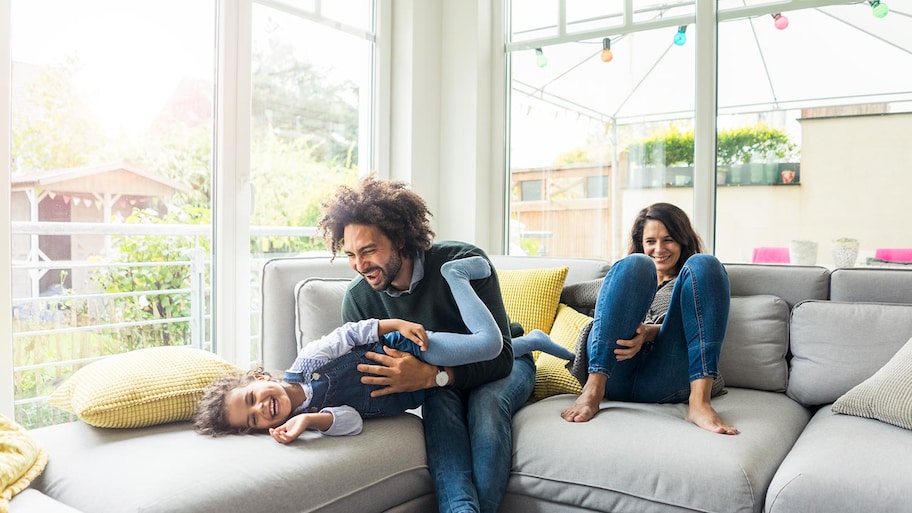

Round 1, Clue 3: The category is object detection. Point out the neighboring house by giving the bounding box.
[10,161,189,299]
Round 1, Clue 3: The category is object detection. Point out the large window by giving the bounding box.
[506,1,912,266]
[4,0,375,428]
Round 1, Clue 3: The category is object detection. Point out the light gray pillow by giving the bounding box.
[718,295,790,391]
[831,337,912,430]
[787,301,912,407]
[294,277,351,351]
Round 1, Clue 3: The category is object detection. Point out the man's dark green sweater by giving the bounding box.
[342,240,514,389]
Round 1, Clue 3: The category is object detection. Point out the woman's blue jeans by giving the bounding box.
[422,353,536,513]
[587,253,730,403]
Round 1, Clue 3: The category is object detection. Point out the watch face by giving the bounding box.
[436,370,448,387]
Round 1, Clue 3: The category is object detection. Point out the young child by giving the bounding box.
[194,256,573,443]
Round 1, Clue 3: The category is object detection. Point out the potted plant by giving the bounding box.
[626,128,694,187]
[789,239,818,265]
[832,237,860,268]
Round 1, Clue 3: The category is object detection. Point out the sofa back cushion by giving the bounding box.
[718,295,790,391]
[489,255,610,286]
[723,263,830,307]
[294,278,351,353]
[261,257,356,373]
[830,267,912,304]
[787,300,912,407]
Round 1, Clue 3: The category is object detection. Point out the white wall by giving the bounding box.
[1,0,14,417]
[385,0,506,254]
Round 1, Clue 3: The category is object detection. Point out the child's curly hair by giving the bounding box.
[317,175,435,258]
[193,369,271,437]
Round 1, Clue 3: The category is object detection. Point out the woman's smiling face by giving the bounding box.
[642,219,681,282]
[224,377,292,431]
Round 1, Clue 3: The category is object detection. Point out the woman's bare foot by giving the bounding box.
[687,377,738,434]
[686,402,739,435]
[561,373,607,422]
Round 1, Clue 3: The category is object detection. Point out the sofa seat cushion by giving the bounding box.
[503,389,810,513]
[30,415,434,513]
[766,406,912,513]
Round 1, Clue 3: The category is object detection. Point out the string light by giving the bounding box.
[600,38,613,62]
[535,48,548,68]
[772,13,789,30]
[673,26,687,46]
[869,0,889,18]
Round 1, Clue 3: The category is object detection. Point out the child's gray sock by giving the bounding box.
[512,329,575,360]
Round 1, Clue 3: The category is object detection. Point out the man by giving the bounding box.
[317,176,535,513]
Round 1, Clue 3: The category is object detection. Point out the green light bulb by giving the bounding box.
[872,1,889,18]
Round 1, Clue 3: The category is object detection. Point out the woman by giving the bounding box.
[561,202,738,435]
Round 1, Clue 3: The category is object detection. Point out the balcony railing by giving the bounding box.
[10,221,317,429]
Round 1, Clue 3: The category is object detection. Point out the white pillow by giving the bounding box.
[832,337,912,430]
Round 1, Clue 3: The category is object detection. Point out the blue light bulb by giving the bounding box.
[673,31,686,46]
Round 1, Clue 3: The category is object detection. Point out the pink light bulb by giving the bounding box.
[774,13,789,30]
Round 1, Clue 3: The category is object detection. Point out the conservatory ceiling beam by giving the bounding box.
[505,0,855,51]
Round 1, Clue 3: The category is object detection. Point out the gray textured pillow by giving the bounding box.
[718,295,790,391]
[831,337,912,430]
[294,278,351,351]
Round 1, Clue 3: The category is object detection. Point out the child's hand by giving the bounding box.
[269,415,309,444]
[397,321,429,351]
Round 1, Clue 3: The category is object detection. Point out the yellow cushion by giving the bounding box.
[0,414,48,511]
[497,266,568,335]
[49,346,242,429]
[532,304,592,401]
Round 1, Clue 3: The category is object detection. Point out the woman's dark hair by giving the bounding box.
[627,202,704,276]
[317,175,435,258]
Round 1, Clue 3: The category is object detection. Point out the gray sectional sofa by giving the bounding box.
[18,256,912,513]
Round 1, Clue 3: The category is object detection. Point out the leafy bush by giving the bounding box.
[627,124,795,167]
[90,207,210,350]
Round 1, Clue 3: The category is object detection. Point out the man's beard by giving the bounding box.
[365,251,403,291]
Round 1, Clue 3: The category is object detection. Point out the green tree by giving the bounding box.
[11,56,105,173]
[252,36,359,166]
[90,207,210,351]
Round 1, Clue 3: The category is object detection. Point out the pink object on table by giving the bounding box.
[752,247,790,264]
[874,249,912,263]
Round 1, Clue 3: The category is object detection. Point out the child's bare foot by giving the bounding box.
[686,402,739,435]
[561,374,606,422]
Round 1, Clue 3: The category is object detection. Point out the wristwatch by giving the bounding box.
[435,366,450,387]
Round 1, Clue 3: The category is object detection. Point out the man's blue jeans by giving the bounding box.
[422,353,536,513]
[587,253,730,403]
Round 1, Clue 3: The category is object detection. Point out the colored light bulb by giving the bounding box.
[600,38,613,62]
[871,1,889,18]
[673,26,687,46]
[773,13,789,30]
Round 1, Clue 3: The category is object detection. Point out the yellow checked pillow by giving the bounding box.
[49,346,242,429]
[497,266,569,335]
[0,414,48,511]
[532,303,592,401]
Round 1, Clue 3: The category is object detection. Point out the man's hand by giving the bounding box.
[358,346,437,397]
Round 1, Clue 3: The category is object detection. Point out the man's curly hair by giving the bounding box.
[193,370,271,437]
[317,175,435,257]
